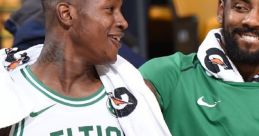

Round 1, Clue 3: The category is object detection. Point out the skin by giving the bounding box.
[218,0,259,81]
[30,0,128,98]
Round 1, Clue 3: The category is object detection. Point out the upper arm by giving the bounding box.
[139,54,182,110]
[144,79,159,98]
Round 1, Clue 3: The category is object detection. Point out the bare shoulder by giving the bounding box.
[144,80,159,98]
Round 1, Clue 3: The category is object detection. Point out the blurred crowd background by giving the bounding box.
[0,0,19,48]
[0,0,219,59]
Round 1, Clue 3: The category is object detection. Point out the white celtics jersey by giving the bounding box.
[9,66,123,136]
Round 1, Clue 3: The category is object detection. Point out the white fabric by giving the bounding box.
[197,28,244,82]
[0,47,39,128]
[0,45,42,128]
[96,56,172,136]
[0,44,171,136]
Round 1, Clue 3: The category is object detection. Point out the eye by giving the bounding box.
[233,3,249,12]
[105,6,114,13]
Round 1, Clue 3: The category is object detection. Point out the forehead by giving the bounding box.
[76,0,123,9]
[227,0,252,3]
[78,0,123,5]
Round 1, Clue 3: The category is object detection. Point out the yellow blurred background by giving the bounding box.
[0,0,20,48]
[149,0,220,42]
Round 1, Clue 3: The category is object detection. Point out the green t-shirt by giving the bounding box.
[140,52,259,136]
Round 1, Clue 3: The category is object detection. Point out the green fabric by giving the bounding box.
[140,52,259,136]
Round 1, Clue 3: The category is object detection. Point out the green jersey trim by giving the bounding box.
[12,119,25,136]
[20,66,106,107]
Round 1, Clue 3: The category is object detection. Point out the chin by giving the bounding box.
[222,26,259,65]
[110,51,118,63]
[225,41,259,65]
[104,55,118,64]
[110,56,118,64]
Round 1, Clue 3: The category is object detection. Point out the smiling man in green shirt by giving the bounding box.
[140,0,259,135]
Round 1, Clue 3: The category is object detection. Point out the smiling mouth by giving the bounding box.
[239,33,259,43]
[108,34,124,49]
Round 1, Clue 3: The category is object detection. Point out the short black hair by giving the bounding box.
[41,0,64,28]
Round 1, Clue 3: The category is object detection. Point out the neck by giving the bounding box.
[234,62,259,82]
[30,39,102,98]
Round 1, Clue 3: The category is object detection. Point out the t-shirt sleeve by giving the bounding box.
[139,53,182,111]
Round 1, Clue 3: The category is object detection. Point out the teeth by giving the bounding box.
[112,36,120,42]
[241,34,259,42]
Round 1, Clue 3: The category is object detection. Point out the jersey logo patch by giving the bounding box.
[30,104,55,117]
[107,87,137,117]
[197,96,221,108]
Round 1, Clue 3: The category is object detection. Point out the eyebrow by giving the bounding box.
[242,0,251,3]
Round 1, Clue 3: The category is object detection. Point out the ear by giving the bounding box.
[217,0,224,24]
[56,2,75,27]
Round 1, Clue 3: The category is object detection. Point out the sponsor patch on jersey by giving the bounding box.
[106,87,137,117]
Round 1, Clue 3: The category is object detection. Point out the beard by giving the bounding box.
[222,20,259,65]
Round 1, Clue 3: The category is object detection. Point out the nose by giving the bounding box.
[116,13,128,30]
[242,9,259,28]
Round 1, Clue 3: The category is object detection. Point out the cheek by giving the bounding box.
[97,17,114,30]
[225,11,245,27]
[92,21,110,41]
